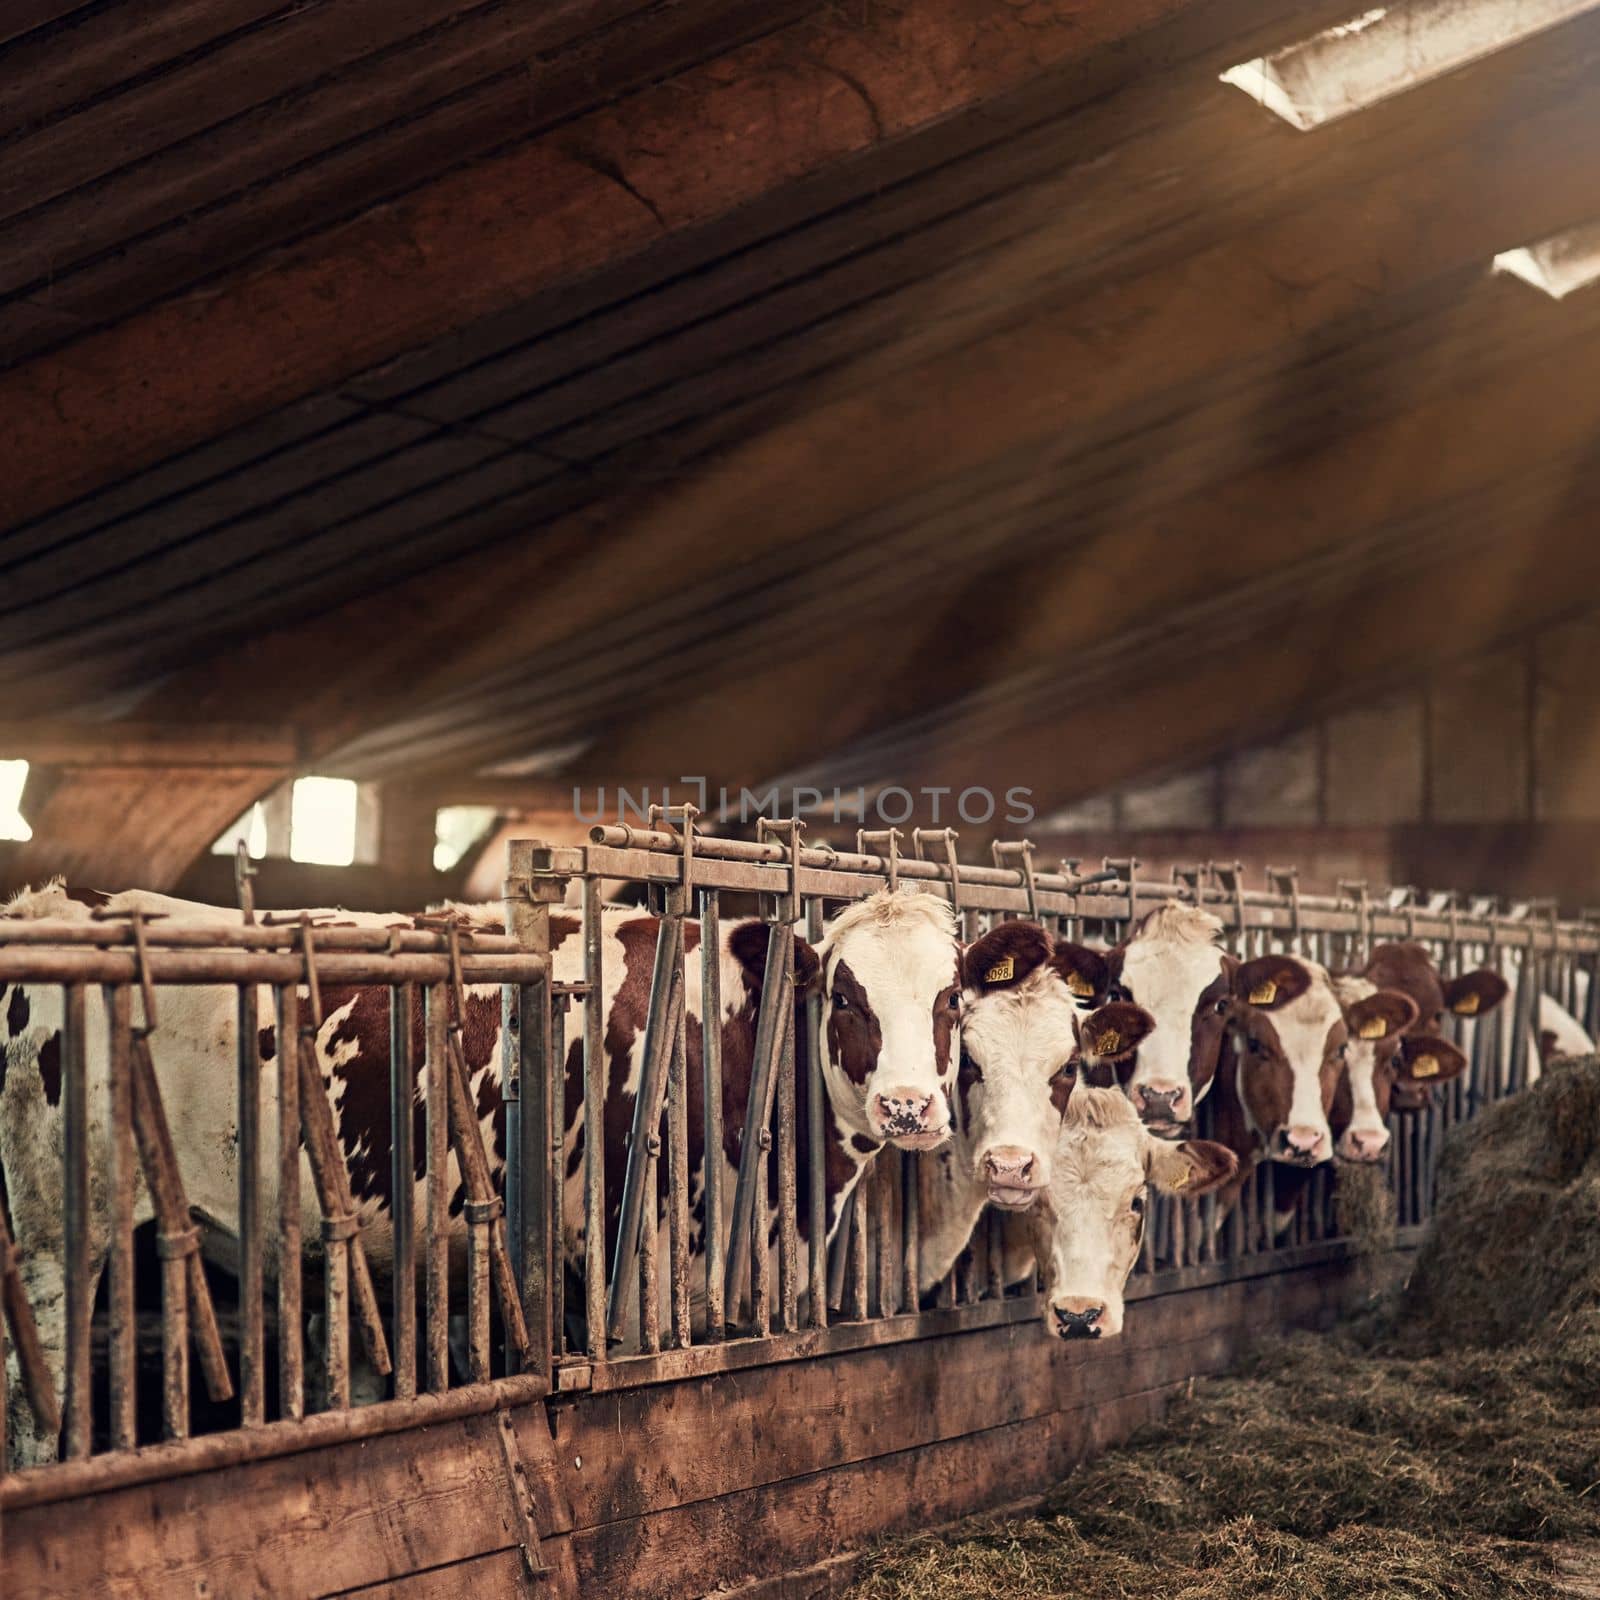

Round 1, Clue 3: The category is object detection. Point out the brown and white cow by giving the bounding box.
[1205,954,1417,1216]
[1092,903,1235,1136]
[1327,974,1467,1163]
[913,919,1153,1294]
[0,881,961,1465]
[1026,1084,1236,1340]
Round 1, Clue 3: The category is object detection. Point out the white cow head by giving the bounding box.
[957,921,1153,1208]
[818,889,962,1149]
[1029,1084,1235,1339]
[1329,975,1457,1162]
[1105,903,1233,1135]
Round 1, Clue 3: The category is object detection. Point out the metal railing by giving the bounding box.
[1,829,1594,1485]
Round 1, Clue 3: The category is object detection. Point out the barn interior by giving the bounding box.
[6,0,1600,916]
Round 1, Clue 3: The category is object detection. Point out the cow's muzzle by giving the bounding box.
[981,1145,1045,1209]
[1132,1080,1189,1136]
[1271,1124,1330,1166]
[1051,1298,1105,1340]
[870,1087,949,1148]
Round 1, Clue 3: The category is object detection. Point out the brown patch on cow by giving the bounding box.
[826,960,882,1086]
[1443,968,1509,1019]
[1172,1139,1239,1194]
[1049,1068,1074,1116]
[1232,955,1313,1011]
[38,1031,62,1106]
[850,1132,877,1155]
[5,985,27,1038]
[932,978,960,1078]
[1345,989,1418,1044]
[258,1025,276,1062]
[962,922,1051,992]
[1188,966,1235,1102]
[1362,942,1447,1028]
[1049,941,1110,1005]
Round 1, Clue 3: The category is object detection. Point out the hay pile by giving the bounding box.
[849,1060,1600,1600]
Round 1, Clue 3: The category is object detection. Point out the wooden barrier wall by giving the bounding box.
[4,1240,1410,1599]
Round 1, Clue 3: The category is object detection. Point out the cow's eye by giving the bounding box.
[832,992,849,1011]
[1129,1193,1145,1216]
[1214,998,1230,1015]
[1336,1042,1349,1061]
[947,990,961,1012]
[1247,1037,1264,1056]
[1108,985,1131,1003]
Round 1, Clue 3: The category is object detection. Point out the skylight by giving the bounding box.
[1221,1,1600,130]
[1493,221,1600,299]
[0,760,32,842]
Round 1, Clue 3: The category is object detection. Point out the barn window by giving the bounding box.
[434,806,499,872]
[1493,222,1600,300]
[289,777,361,867]
[1221,0,1599,130]
[0,759,32,842]
[213,801,269,859]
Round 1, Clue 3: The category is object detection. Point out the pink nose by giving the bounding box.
[871,1089,937,1134]
[1281,1124,1328,1162]
[1341,1128,1389,1162]
[983,1146,1036,1185]
[1134,1080,1188,1121]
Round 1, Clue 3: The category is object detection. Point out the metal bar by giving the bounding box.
[389,984,416,1404]
[668,960,692,1351]
[805,900,828,1331]
[0,950,549,984]
[751,1117,771,1340]
[701,891,727,1342]
[550,998,567,1360]
[102,984,136,1451]
[425,983,450,1394]
[986,1209,1004,1302]
[900,1150,919,1313]
[583,879,607,1362]
[776,998,799,1334]
[0,921,537,954]
[0,1204,59,1442]
[609,917,683,1344]
[848,1177,869,1322]
[872,1151,894,1319]
[61,984,90,1461]
[274,984,304,1422]
[237,977,264,1428]
[722,925,791,1317]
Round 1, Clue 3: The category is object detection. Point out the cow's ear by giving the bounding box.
[791,935,822,995]
[1231,955,1311,1011]
[1396,1034,1468,1091]
[1075,1002,1154,1065]
[1443,968,1509,1018]
[1344,988,1417,1044]
[728,921,817,993]
[962,921,1052,993]
[1146,1138,1237,1196]
[1049,941,1109,1005]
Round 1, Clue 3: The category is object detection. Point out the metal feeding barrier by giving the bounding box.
[0,828,1597,1488]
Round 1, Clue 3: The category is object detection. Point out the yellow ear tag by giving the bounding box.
[1411,1053,1440,1079]
[1452,992,1480,1016]
[1095,1028,1122,1055]
[1248,980,1277,1006]
[985,955,1015,984]
[1171,1167,1191,1191]
[1358,1016,1388,1041]
[1066,971,1095,998]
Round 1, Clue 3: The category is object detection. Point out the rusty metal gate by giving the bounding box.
[0,828,1593,1504]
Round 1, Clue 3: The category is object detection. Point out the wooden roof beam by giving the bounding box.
[0,721,300,768]
[0,0,1364,529]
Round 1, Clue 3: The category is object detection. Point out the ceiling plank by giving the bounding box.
[0,0,1357,528]
[0,721,299,767]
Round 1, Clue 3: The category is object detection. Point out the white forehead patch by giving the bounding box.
[962,966,1078,1080]
[821,887,957,998]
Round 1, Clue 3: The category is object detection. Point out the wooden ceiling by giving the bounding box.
[4,0,1600,888]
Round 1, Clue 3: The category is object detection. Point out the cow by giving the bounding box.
[1327,974,1467,1163]
[1025,1083,1237,1340]
[912,918,1154,1296]
[0,879,961,1466]
[1085,903,1236,1137]
[1204,954,1417,1224]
